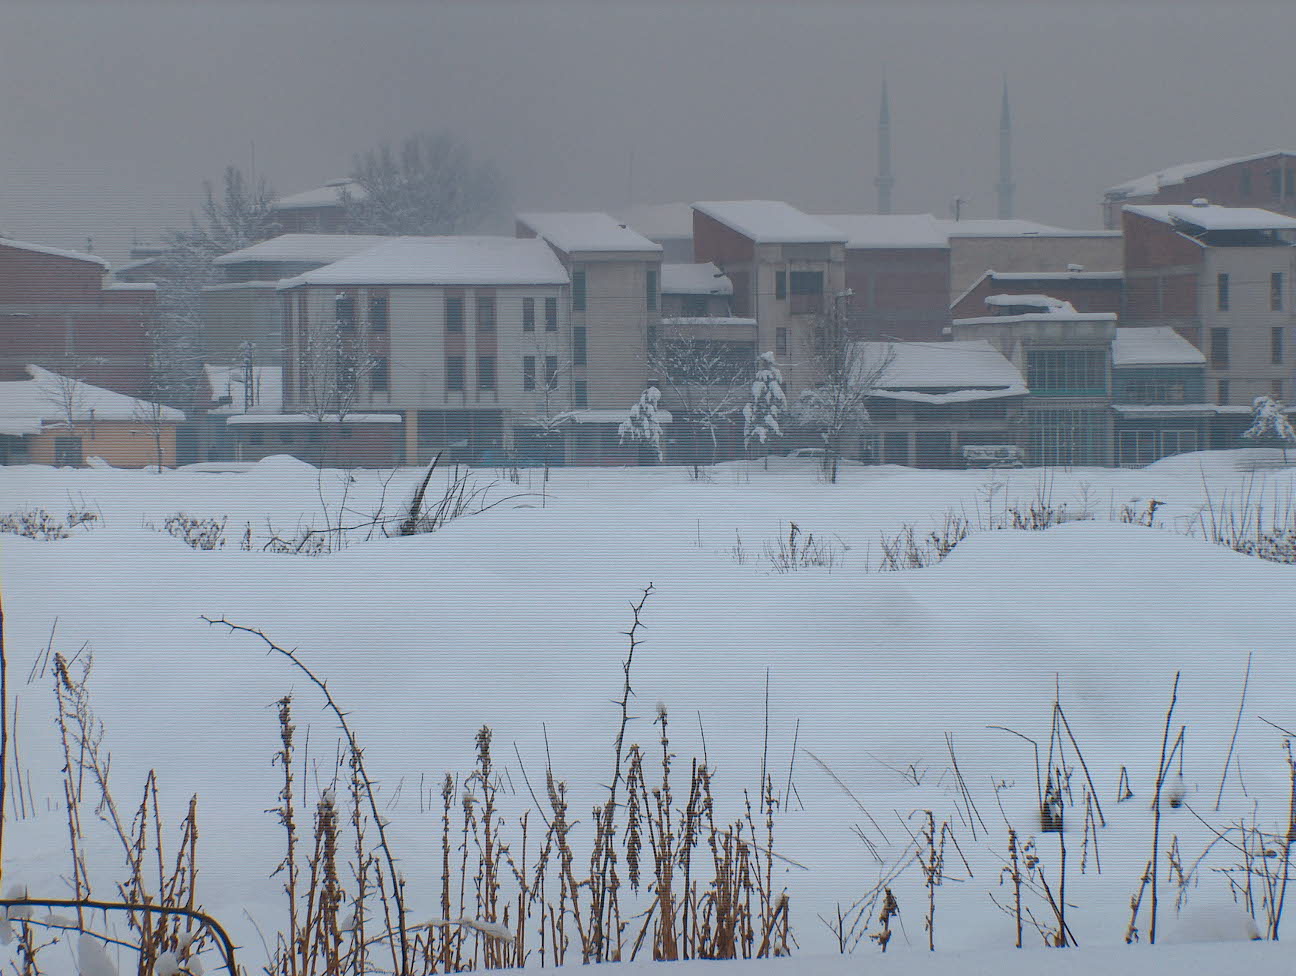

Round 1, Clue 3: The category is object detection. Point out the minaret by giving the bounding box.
[997,80,1015,220]
[875,81,894,215]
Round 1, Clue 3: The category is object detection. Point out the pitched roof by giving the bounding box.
[279,236,569,287]
[1124,203,1296,233]
[0,366,184,430]
[1106,151,1295,200]
[0,238,109,270]
[213,234,394,266]
[860,340,1026,391]
[660,263,732,295]
[691,201,847,244]
[614,202,695,240]
[816,213,948,249]
[1111,327,1206,367]
[517,212,661,254]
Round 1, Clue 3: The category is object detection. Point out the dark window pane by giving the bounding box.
[573,327,587,366]
[572,269,586,312]
[544,297,558,332]
[446,356,465,391]
[523,355,536,391]
[523,297,536,332]
[368,292,388,332]
[446,295,465,333]
[478,356,496,390]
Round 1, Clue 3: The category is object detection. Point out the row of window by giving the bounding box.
[1216,272,1285,312]
[1216,378,1284,405]
[1208,327,1286,368]
[444,355,588,405]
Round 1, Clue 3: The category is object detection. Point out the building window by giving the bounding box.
[478,356,496,390]
[1273,327,1285,365]
[1273,273,1285,311]
[729,271,750,316]
[868,397,897,420]
[572,269,587,312]
[776,328,788,356]
[523,297,536,332]
[775,270,787,300]
[681,295,707,316]
[1025,349,1107,396]
[1217,273,1230,311]
[523,356,536,391]
[476,292,496,331]
[371,357,390,392]
[1218,379,1230,404]
[335,291,357,332]
[789,271,824,315]
[574,380,588,407]
[445,294,465,333]
[1025,408,1108,466]
[1210,328,1230,369]
[545,355,559,390]
[1124,378,1185,403]
[573,326,587,366]
[368,291,388,332]
[544,297,558,332]
[446,356,465,392]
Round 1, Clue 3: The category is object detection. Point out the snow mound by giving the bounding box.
[250,454,319,477]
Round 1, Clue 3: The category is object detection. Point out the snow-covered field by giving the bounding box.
[2,450,1295,974]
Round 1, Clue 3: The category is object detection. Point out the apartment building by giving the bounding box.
[937,218,1122,301]
[275,235,571,465]
[691,201,848,395]
[1103,151,1296,230]
[1121,201,1296,407]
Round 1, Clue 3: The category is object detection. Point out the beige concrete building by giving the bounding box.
[937,218,1122,301]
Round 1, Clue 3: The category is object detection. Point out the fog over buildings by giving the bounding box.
[4,0,1296,264]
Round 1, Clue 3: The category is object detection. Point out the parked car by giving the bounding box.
[962,445,1024,469]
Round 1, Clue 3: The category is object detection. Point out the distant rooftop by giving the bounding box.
[0,365,183,434]
[271,178,367,211]
[1106,151,1296,200]
[280,236,569,288]
[1112,327,1206,367]
[692,201,847,244]
[213,234,394,267]
[0,237,109,270]
[855,340,1027,403]
[935,218,1117,239]
[517,212,661,254]
[1124,203,1296,233]
[816,213,948,249]
[985,294,1067,309]
[954,297,1117,326]
[661,263,732,295]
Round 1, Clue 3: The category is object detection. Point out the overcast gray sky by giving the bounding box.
[4,0,1295,264]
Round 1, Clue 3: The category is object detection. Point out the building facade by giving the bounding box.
[1103,151,1296,230]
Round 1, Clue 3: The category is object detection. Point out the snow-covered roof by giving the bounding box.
[1124,203,1296,233]
[691,201,847,244]
[279,236,570,288]
[985,270,1122,281]
[614,202,695,240]
[1111,403,1219,417]
[985,293,1066,309]
[516,212,661,254]
[816,213,948,249]
[201,281,281,293]
[104,281,157,292]
[659,317,756,327]
[855,340,1027,395]
[660,263,732,295]
[1111,327,1206,367]
[954,299,1118,326]
[213,234,393,266]
[0,365,184,427]
[1106,151,1294,199]
[271,178,367,211]
[226,413,401,426]
[0,237,110,270]
[936,219,1117,239]
[112,255,162,276]
[202,365,284,415]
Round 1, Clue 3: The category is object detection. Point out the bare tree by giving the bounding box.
[296,310,376,464]
[130,394,174,471]
[39,366,87,435]
[790,292,893,483]
[648,325,752,468]
[520,340,574,480]
[343,131,507,235]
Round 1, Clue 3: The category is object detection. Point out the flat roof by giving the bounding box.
[816,213,948,249]
[1124,203,1296,233]
[214,234,393,266]
[1112,327,1206,367]
[0,237,109,269]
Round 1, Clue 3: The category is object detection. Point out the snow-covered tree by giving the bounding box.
[153,166,280,404]
[790,294,893,483]
[648,327,750,466]
[618,386,664,462]
[1243,394,1296,460]
[743,352,787,459]
[342,131,507,236]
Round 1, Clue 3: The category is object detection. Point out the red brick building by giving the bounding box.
[1103,151,1296,229]
[952,269,1122,320]
[0,238,155,397]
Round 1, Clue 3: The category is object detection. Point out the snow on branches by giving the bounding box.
[743,352,786,450]
[1243,394,1296,458]
[618,387,664,461]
